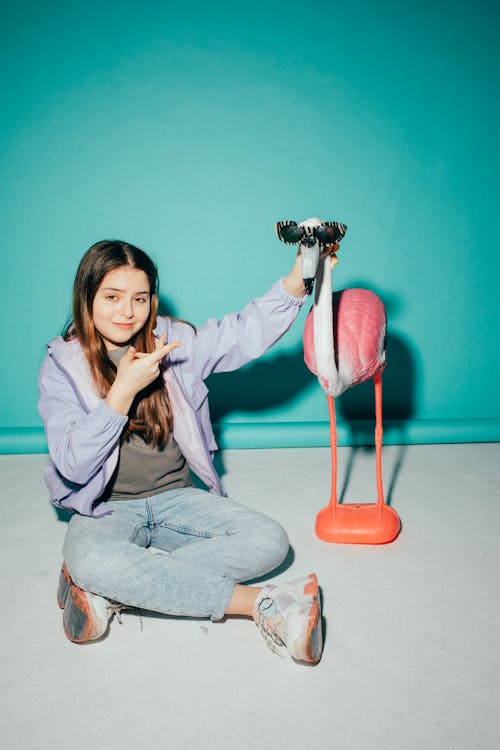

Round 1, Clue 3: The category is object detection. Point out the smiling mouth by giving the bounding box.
[113,323,135,328]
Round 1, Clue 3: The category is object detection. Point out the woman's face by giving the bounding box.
[92,266,152,350]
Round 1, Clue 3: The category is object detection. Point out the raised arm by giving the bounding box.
[178,274,306,382]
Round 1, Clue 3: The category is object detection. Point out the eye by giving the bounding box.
[105,294,118,301]
[135,296,149,304]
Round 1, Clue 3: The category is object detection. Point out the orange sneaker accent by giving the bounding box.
[303,573,319,599]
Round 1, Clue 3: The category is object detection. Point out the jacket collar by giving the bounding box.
[47,336,100,411]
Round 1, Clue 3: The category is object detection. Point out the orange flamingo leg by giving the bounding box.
[328,394,338,515]
[315,374,401,544]
[374,372,385,512]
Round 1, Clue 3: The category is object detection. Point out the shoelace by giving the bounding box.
[109,603,125,624]
[108,602,144,631]
[255,598,286,657]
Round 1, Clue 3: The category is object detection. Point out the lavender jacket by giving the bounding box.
[38,279,304,517]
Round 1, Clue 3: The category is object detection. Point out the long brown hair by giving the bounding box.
[65,240,172,447]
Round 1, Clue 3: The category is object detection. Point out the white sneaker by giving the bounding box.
[253,574,323,663]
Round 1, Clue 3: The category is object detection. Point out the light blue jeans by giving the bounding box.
[63,487,289,621]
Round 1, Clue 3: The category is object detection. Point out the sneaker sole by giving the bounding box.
[302,574,322,663]
[299,599,322,664]
[307,602,323,663]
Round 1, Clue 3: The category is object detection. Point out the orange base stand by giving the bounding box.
[315,374,401,545]
[316,503,401,544]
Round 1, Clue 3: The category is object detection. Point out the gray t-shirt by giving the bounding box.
[104,346,193,500]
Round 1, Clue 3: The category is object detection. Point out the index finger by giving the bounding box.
[149,341,181,364]
[155,333,167,349]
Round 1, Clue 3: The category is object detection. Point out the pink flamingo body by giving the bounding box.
[303,288,387,397]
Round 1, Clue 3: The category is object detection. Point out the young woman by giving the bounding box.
[38,239,329,663]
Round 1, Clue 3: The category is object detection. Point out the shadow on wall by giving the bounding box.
[206,343,312,421]
[207,344,311,484]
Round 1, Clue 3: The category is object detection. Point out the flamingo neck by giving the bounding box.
[313,256,338,394]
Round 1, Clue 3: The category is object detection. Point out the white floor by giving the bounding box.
[0,443,499,750]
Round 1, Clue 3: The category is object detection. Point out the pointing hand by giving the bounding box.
[106,334,181,415]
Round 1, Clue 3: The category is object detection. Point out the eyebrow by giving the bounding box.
[100,287,150,294]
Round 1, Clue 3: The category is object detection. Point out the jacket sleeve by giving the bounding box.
[38,355,128,485]
[179,278,305,381]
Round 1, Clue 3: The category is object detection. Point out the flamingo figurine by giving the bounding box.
[276,218,401,544]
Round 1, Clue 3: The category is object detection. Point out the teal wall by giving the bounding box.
[1,0,499,451]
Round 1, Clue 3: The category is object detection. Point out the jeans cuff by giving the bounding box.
[210,576,236,622]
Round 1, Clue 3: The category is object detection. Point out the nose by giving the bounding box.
[120,298,134,318]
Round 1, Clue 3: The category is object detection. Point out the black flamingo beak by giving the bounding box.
[304,278,315,295]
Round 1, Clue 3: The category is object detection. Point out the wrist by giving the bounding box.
[282,254,306,298]
[106,382,135,416]
[282,274,306,298]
